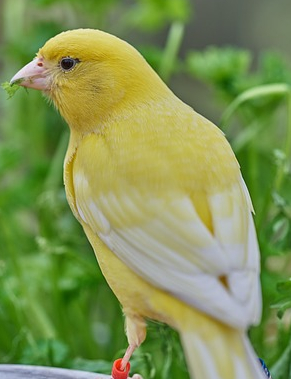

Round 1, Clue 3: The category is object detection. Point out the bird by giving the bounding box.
[10,28,266,379]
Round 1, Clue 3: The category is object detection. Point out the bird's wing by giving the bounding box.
[73,157,261,329]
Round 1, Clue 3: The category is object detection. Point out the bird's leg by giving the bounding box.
[120,314,147,371]
[120,344,137,370]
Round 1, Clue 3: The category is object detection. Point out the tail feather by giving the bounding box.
[180,324,266,379]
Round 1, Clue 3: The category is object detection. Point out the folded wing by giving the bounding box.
[74,166,261,330]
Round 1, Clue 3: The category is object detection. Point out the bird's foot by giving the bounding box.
[120,344,137,371]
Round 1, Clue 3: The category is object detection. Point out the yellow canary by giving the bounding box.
[11,29,265,379]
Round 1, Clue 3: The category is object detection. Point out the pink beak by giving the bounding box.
[10,57,49,91]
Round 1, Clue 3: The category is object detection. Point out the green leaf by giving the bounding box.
[271,279,291,318]
[271,301,290,319]
[125,0,191,31]
[277,279,291,295]
[1,81,21,98]
[20,339,69,366]
[271,343,291,379]
[272,218,290,244]
[187,46,251,90]
[220,83,290,129]
[258,51,291,85]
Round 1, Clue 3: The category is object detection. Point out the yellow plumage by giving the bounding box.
[11,29,265,379]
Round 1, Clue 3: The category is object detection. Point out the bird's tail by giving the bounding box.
[180,321,266,379]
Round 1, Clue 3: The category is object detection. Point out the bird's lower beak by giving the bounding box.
[10,57,49,91]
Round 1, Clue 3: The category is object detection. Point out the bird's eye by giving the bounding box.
[60,57,79,72]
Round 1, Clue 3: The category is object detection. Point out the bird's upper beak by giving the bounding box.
[10,57,49,91]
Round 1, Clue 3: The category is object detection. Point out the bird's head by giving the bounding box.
[10,29,168,131]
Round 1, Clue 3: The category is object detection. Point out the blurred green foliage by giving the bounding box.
[0,1,291,378]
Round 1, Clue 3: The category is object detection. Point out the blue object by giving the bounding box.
[259,358,272,378]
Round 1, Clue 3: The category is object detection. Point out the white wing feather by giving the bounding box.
[74,173,261,330]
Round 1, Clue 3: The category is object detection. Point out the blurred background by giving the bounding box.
[1,0,291,378]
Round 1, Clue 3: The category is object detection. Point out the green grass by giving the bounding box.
[1,1,291,378]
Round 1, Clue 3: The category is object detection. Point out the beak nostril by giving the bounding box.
[10,58,47,90]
